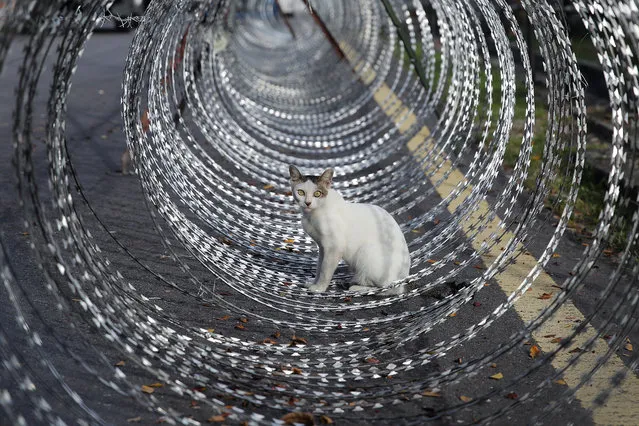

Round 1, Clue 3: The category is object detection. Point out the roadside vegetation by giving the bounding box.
[393,37,633,253]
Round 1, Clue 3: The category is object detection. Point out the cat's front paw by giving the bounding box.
[306,283,329,293]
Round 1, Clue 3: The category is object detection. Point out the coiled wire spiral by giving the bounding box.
[1,0,638,424]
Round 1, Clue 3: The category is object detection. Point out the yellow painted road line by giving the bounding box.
[341,42,639,424]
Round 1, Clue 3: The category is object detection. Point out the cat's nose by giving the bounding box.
[305,201,312,207]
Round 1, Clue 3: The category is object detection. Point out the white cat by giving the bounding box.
[289,166,410,294]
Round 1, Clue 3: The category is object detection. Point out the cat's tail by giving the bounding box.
[380,283,406,296]
[353,271,406,295]
[349,282,406,296]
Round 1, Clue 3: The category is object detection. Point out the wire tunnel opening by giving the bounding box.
[1,0,638,424]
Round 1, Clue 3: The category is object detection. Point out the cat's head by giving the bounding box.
[289,165,334,213]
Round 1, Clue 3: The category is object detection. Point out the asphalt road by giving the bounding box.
[0,31,636,425]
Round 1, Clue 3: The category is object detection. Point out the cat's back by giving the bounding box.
[344,202,403,238]
[342,201,410,286]
[346,201,394,220]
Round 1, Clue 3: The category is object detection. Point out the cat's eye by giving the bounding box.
[297,189,305,196]
[313,191,322,197]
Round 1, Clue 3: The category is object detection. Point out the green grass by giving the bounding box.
[570,35,599,63]
[394,41,632,253]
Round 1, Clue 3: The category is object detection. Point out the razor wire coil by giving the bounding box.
[1,0,639,424]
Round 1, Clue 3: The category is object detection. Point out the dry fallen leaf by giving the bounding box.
[529,345,541,359]
[625,343,634,352]
[261,338,277,345]
[490,372,504,380]
[538,293,553,300]
[239,317,249,323]
[550,337,562,344]
[141,110,150,133]
[365,357,380,364]
[235,324,246,330]
[554,379,567,386]
[552,253,561,258]
[490,363,497,368]
[569,347,582,353]
[141,385,155,394]
[290,335,308,346]
[284,238,295,244]
[292,367,303,375]
[427,259,437,264]
[207,415,226,423]
[473,264,485,270]
[459,395,472,402]
[422,390,442,397]
[127,416,142,423]
[263,184,274,190]
[434,218,441,225]
[148,383,163,388]
[115,360,126,367]
[319,415,334,424]
[281,412,315,425]
[207,328,215,333]
[217,315,231,321]
[505,392,518,400]
[272,331,281,339]
[449,312,458,317]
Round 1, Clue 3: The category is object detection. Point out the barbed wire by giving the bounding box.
[98,7,143,28]
[1,0,638,424]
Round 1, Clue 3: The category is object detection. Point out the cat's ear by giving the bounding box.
[319,168,334,187]
[289,165,303,182]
